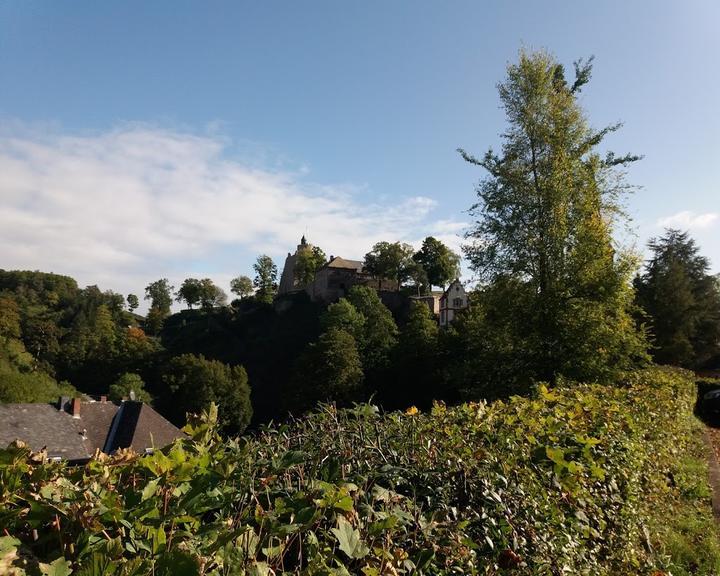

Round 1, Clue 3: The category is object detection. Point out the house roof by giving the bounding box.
[325,257,363,271]
[440,279,464,302]
[108,402,185,453]
[0,399,185,462]
[0,403,93,461]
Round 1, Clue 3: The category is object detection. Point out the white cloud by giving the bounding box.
[0,123,465,304]
[656,210,719,230]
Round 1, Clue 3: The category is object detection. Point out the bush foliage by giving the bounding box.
[0,366,716,575]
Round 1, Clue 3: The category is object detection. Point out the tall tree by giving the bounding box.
[144,279,174,314]
[363,241,415,289]
[634,229,720,367]
[230,275,254,299]
[253,255,278,304]
[458,50,648,385]
[144,278,174,335]
[413,237,461,289]
[346,285,398,373]
[176,278,203,309]
[295,246,327,285]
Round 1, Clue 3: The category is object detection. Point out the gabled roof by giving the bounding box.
[0,399,185,462]
[439,279,465,302]
[325,257,363,271]
[0,404,93,461]
[108,402,185,453]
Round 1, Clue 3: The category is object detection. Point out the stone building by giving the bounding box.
[278,235,314,295]
[278,236,396,304]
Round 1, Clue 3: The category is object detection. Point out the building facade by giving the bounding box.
[439,279,469,327]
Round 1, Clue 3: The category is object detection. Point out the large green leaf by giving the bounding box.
[331,516,369,559]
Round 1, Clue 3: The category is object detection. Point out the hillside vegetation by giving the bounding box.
[1,366,717,575]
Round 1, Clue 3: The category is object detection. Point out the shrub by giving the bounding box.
[0,366,716,574]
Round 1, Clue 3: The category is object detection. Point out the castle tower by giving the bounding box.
[278,235,313,295]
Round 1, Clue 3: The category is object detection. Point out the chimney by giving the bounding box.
[57,396,70,412]
[71,398,81,419]
[100,395,107,403]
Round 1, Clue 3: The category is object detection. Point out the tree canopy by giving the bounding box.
[160,353,252,434]
[253,255,278,304]
[413,237,460,289]
[109,372,152,403]
[634,229,720,368]
[363,242,415,290]
[458,50,648,385]
[230,275,254,299]
[295,246,327,286]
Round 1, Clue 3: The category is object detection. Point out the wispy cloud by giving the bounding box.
[656,210,719,230]
[0,123,466,300]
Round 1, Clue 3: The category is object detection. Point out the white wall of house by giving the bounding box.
[439,280,468,327]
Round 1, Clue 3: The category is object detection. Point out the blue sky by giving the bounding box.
[1,1,718,305]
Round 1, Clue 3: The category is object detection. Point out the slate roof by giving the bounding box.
[108,402,185,453]
[325,257,363,271]
[0,404,93,461]
[0,399,185,462]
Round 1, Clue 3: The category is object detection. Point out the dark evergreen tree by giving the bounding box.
[635,229,720,367]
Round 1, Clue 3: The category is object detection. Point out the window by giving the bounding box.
[453,298,463,308]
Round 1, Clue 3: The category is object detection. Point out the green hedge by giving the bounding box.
[0,366,717,575]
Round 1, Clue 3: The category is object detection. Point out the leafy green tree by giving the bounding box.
[88,304,117,359]
[292,328,363,411]
[403,260,429,296]
[145,279,174,313]
[634,229,720,367]
[320,298,365,338]
[346,285,398,373]
[230,275,254,299]
[126,293,139,313]
[144,307,166,337]
[109,372,152,403]
[413,236,461,289]
[458,50,648,385]
[176,278,203,309]
[295,246,327,285]
[161,354,252,434]
[363,241,415,290]
[253,255,278,304]
[144,278,174,335]
[198,278,227,309]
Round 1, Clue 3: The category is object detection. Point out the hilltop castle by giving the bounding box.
[277,236,469,325]
[278,236,396,304]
